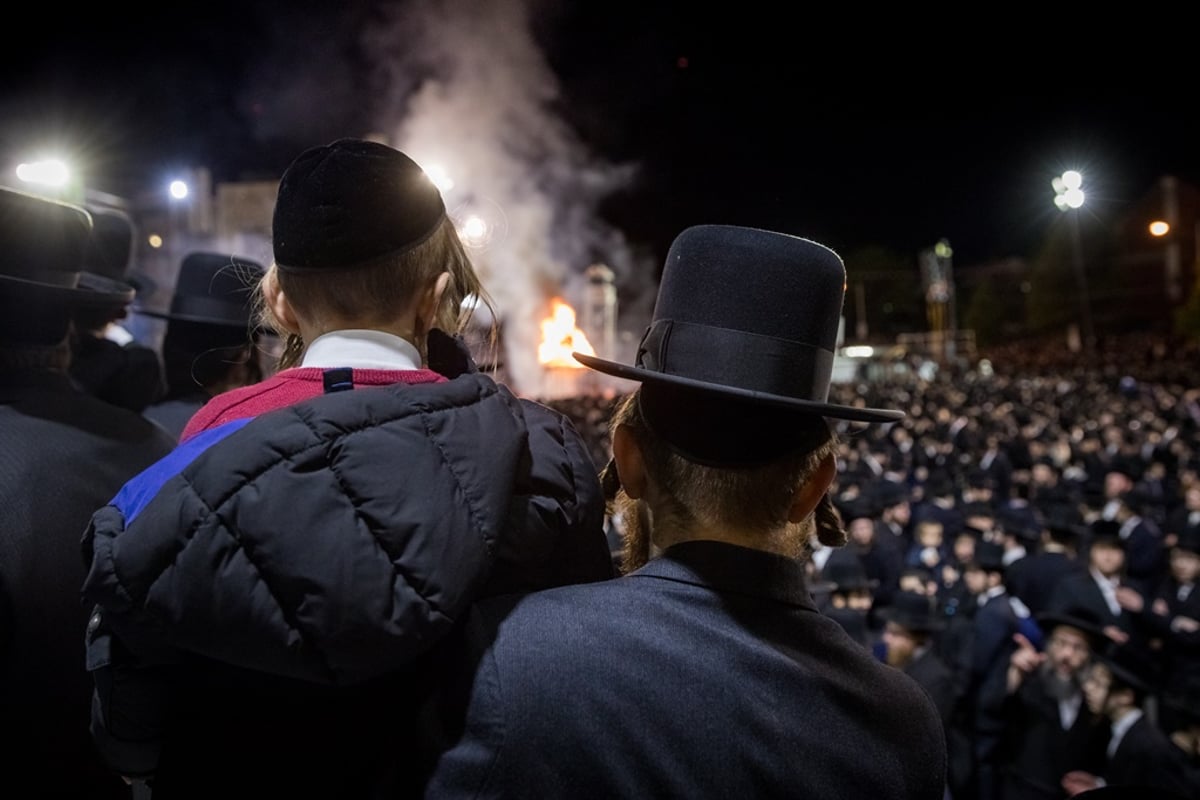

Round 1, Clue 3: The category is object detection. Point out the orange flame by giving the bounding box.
[538,298,595,368]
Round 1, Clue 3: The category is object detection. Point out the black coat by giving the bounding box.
[0,369,175,798]
[998,671,1108,800]
[426,542,948,799]
[1006,550,1085,617]
[1103,714,1195,795]
[82,365,614,798]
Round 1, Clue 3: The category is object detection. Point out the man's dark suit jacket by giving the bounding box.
[427,540,947,799]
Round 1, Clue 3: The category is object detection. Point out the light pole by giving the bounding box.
[1053,170,1095,352]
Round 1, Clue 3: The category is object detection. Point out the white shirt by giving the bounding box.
[1059,692,1082,730]
[1091,567,1122,616]
[301,329,421,370]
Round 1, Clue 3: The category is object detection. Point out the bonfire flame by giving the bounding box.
[538,298,595,368]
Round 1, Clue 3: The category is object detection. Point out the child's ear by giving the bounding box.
[263,269,300,335]
[416,272,452,335]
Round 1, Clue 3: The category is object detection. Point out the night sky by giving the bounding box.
[2,2,1198,279]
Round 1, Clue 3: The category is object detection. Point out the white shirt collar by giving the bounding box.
[301,330,421,370]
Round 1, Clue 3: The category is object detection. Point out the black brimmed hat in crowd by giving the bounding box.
[137,252,265,328]
[271,138,447,273]
[0,185,134,307]
[1091,641,1159,696]
[78,204,155,299]
[881,590,946,634]
[1035,606,1107,647]
[821,556,880,594]
[574,224,904,466]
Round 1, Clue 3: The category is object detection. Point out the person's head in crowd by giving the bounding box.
[583,225,903,574]
[899,566,938,596]
[1035,607,1106,702]
[66,204,166,411]
[1167,528,1200,588]
[962,467,994,506]
[880,590,945,669]
[1041,506,1085,556]
[258,137,498,371]
[997,507,1040,555]
[912,519,946,569]
[1086,525,1127,581]
[964,539,1006,597]
[0,186,135,359]
[143,252,267,400]
[1104,466,1135,503]
[876,481,911,526]
[842,496,880,552]
[1082,643,1158,720]
[952,527,980,567]
[961,502,997,540]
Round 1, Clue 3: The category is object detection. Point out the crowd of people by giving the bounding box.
[548,335,1200,799]
[2,137,1198,800]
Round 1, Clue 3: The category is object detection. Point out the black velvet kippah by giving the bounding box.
[272,138,446,271]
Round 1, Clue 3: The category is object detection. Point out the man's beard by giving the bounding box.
[1040,661,1081,702]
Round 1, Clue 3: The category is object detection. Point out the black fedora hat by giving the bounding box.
[137,252,264,327]
[574,225,903,424]
[1092,641,1158,695]
[821,555,879,593]
[881,590,946,633]
[0,185,134,307]
[1035,606,1106,646]
[79,204,156,297]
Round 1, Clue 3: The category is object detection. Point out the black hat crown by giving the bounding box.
[574,225,902,425]
[138,252,264,327]
[272,138,446,272]
[883,590,946,633]
[0,185,132,306]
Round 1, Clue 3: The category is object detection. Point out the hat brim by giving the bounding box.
[1035,612,1106,643]
[133,307,256,327]
[880,610,946,633]
[573,352,903,424]
[1,272,134,307]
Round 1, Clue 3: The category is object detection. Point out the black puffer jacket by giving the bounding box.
[81,340,613,797]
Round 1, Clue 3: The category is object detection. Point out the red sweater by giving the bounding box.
[180,367,448,442]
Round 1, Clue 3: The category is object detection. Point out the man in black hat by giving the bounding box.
[1007,507,1087,617]
[994,607,1111,800]
[880,590,968,800]
[68,203,166,412]
[140,251,268,440]
[425,225,946,799]
[1063,643,1194,797]
[0,186,175,798]
[1115,526,1200,736]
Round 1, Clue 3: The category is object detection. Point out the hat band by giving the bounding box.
[18,268,83,288]
[637,320,833,401]
[169,294,253,323]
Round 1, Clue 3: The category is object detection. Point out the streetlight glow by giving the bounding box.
[168,179,190,200]
[1052,170,1085,209]
[15,158,70,188]
[1053,169,1094,352]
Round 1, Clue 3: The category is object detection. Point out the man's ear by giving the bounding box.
[611,424,647,500]
[788,452,837,523]
[263,269,300,335]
